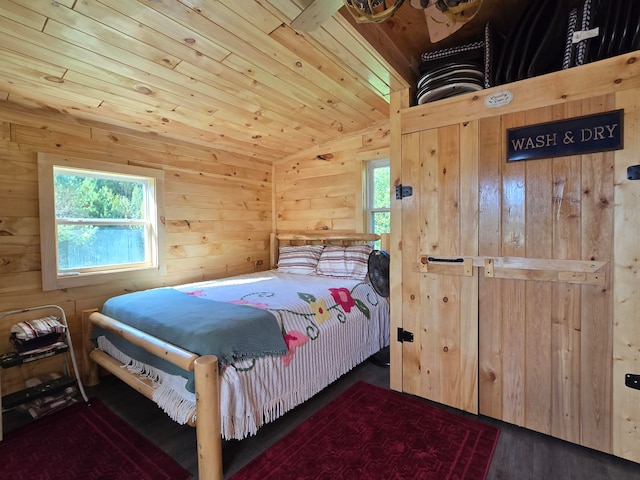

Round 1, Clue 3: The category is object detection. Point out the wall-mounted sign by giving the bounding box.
[507,109,623,162]
[485,90,513,109]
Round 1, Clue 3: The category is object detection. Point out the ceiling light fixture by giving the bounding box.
[343,0,406,23]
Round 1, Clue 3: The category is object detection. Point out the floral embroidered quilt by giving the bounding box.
[95,270,390,439]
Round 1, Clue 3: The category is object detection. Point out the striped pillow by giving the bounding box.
[316,244,373,280]
[277,245,324,275]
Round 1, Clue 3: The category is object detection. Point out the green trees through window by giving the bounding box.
[366,159,390,249]
[54,174,144,220]
[54,170,149,271]
[38,153,164,290]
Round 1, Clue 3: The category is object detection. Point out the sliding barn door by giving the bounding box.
[478,97,614,453]
[399,122,479,414]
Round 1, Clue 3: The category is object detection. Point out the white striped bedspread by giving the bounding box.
[96,270,390,440]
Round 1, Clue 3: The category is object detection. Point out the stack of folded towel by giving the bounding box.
[19,373,79,419]
[9,316,66,353]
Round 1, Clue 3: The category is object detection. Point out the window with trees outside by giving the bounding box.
[365,158,390,250]
[38,153,165,291]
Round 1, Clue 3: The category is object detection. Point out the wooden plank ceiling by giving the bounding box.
[0,0,528,162]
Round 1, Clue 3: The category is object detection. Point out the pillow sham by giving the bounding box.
[277,245,324,275]
[316,244,373,280]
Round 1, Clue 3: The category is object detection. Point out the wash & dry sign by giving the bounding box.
[507,109,623,162]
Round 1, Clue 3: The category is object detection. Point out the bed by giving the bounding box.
[82,232,389,480]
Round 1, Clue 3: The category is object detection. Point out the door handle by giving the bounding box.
[426,256,464,263]
[418,256,473,276]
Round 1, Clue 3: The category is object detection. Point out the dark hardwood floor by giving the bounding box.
[5,360,640,479]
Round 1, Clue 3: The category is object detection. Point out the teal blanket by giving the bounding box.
[95,287,288,391]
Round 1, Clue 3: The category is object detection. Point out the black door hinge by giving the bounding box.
[626,374,640,391]
[395,184,413,199]
[627,165,640,180]
[397,328,414,343]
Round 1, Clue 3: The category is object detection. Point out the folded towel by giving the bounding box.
[19,373,79,419]
[10,316,66,353]
[10,316,65,341]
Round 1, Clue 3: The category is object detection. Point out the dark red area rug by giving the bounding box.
[231,381,499,480]
[0,399,191,479]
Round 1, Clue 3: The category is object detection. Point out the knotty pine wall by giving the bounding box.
[0,100,392,395]
[274,120,390,232]
[0,100,273,394]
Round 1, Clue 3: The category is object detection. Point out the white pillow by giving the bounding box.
[316,244,372,280]
[277,245,324,275]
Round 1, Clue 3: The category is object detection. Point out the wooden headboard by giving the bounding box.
[269,232,388,269]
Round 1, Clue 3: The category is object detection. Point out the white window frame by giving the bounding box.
[38,153,165,291]
[365,158,391,235]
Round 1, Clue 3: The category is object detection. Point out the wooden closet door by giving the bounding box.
[478,97,614,453]
[399,122,479,414]
[398,96,614,453]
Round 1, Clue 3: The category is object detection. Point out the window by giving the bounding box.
[38,153,165,291]
[365,158,390,249]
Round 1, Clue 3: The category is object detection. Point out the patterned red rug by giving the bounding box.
[0,399,191,479]
[232,381,499,480]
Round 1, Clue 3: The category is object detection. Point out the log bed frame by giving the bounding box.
[81,231,384,480]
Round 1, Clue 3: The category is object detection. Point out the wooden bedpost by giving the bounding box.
[380,233,390,253]
[81,308,100,386]
[194,355,223,480]
[269,232,278,269]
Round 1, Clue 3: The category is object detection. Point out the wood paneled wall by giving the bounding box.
[274,120,390,233]
[0,100,272,394]
[0,100,391,395]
